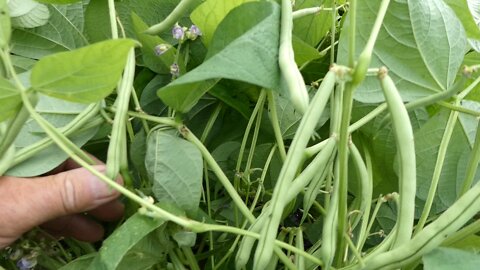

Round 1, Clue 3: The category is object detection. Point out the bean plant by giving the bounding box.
[1,0,480,269]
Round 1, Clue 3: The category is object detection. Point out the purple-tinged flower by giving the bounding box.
[170,63,180,77]
[186,25,202,40]
[172,23,185,40]
[16,257,37,270]
[154,44,170,56]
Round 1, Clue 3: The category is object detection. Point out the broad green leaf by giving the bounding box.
[59,254,96,270]
[116,0,198,41]
[338,0,467,102]
[88,212,167,270]
[458,100,480,146]
[10,0,50,29]
[131,12,176,75]
[31,39,136,103]
[209,80,257,119]
[11,2,88,59]
[0,77,21,122]
[6,94,100,177]
[36,0,82,4]
[145,129,203,214]
[293,0,333,46]
[158,1,281,112]
[415,110,471,213]
[190,0,254,47]
[84,0,111,43]
[467,0,480,51]
[292,35,323,67]
[423,247,480,270]
[140,75,169,115]
[443,0,480,40]
[446,234,480,251]
[0,0,11,49]
[11,55,37,73]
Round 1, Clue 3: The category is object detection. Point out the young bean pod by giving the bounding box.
[278,0,309,114]
[253,68,336,269]
[378,67,416,247]
[360,179,480,270]
[106,49,135,180]
[145,0,196,35]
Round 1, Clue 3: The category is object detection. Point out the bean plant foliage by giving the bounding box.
[1,0,480,269]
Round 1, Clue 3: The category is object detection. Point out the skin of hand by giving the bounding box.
[0,158,124,249]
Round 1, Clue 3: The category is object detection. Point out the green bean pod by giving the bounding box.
[279,0,309,114]
[318,161,340,270]
[378,67,416,247]
[0,0,10,49]
[145,0,196,35]
[253,69,336,270]
[106,49,135,180]
[236,216,266,270]
[349,143,372,235]
[361,179,480,270]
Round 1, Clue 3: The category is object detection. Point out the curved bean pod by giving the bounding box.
[378,67,416,247]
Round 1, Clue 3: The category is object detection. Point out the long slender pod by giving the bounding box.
[105,49,135,180]
[349,143,372,237]
[378,67,416,247]
[278,0,309,114]
[253,68,336,269]
[319,161,340,270]
[145,0,196,35]
[295,228,305,270]
[459,119,480,196]
[360,179,480,270]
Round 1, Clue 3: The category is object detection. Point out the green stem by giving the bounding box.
[267,90,287,161]
[179,125,255,223]
[348,103,387,133]
[144,0,196,35]
[459,119,480,196]
[437,100,480,117]
[336,82,355,266]
[107,0,118,39]
[253,70,336,269]
[415,102,459,234]
[458,74,480,100]
[442,219,480,247]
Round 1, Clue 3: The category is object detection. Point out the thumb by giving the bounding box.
[0,165,121,245]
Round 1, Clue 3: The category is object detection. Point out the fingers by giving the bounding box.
[0,165,123,248]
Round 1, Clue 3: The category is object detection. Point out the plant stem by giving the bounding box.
[348,103,387,133]
[459,119,480,196]
[437,100,480,117]
[267,90,287,161]
[107,0,118,39]
[336,82,355,266]
[179,125,256,223]
[415,102,459,234]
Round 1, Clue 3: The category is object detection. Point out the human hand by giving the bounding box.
[0,159,124,249]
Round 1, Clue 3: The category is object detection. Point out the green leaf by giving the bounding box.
[209,80,257,119]
[338,0,467,102]
[158,1,281,112]
[140,75,169,115]
[11,55,37,73]
[293,0,333,46]
[9,0,50,29]
[84,0,111,43]
[0,0,11,49]
[292,35,323,67]
[145,129,203,214]
[31,39,136,103]
[423,247,480,270]
[414,110,471,214]
[0,77,21,122]
[131,12,176,75]
[6,94,99,177]
[88,212,167,270]
[11,2,88,59]
[36,0,82,4]
[59,254,96,270]
[443,0,480,40]
[458,100,480,146]
[190,0,254,47]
